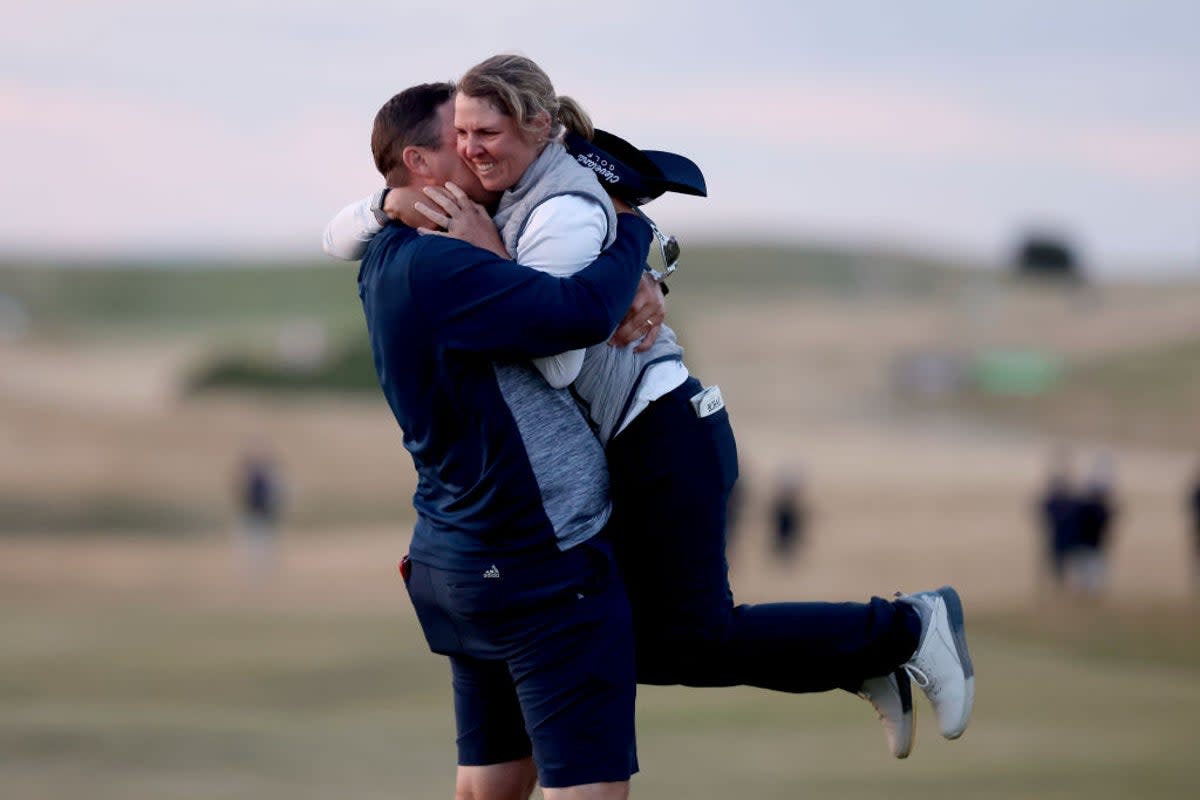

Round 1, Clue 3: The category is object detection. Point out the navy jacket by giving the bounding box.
[358,216,650,570]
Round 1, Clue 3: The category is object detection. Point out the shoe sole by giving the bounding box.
[895,667,914,759]
[860,669,915,759]
[936,585,974,739]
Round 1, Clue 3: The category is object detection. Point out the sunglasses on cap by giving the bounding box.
[631,206,681,282]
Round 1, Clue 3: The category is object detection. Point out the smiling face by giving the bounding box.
[454,93,548,193]
[422,100,498,205]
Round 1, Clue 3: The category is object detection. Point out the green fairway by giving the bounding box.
[3,591,1197,799]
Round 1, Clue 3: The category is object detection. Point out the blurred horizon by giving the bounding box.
[2,240,1195,285]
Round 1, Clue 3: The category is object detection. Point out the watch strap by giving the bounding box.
[370,187,392,227]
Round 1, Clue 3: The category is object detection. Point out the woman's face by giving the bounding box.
[455,93,547,193]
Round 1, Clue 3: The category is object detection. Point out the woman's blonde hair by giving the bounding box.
[457,54,594,141]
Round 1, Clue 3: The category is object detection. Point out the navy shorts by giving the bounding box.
[403,537,637,789]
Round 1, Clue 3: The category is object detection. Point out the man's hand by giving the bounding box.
[383,188,406,222]
[414,183,510,258]
[610,272,665,352]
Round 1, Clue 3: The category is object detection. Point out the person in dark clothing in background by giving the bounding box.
[770,467,808,562]
[235,444,284,578]
[1189,462,1200,591]
[1037,452,1077,590]
[1070,458,1117,597]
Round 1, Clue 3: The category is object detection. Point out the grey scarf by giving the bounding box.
[492,140,618,254]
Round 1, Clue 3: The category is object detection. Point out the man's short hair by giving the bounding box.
[371,82,455,186]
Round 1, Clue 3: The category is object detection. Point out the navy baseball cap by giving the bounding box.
[563,128,707,206]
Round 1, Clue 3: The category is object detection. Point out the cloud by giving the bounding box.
[588,78,1200,187]
[1072,127,1200,181]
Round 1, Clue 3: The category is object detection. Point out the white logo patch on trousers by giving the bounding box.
[690,385,725,418]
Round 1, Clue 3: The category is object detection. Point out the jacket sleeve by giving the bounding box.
[409,214,651,359]
[322,195,382,261]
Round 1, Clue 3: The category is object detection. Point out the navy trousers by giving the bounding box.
[607,377,920,694]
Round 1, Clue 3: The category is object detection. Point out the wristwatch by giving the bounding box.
[370,187,392,227]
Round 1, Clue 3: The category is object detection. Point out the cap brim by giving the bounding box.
[643,150,707,199]
[565,128,707,205]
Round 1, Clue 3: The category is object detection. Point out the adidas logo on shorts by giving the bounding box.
[482,565,501,579]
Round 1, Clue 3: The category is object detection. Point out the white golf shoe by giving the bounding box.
[858,667,914,759]
[898,586,974,739]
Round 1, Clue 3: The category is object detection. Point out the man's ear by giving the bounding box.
[402,146,429,178]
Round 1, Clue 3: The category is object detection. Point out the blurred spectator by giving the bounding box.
[1189,462,1200,590]
[1037,450,1077,590]
[1069,456,1117,597]
[235,443,285,579]
[770,467,808,562]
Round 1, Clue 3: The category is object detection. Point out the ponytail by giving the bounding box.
[555,95,594,141]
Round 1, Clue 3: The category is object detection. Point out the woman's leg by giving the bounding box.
[608,378,920,693]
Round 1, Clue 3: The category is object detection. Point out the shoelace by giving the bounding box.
[895,588,938,692]
[892,588,939,692]
[904,663,932,690]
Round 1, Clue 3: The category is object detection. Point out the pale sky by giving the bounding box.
[3,0,1198,274]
